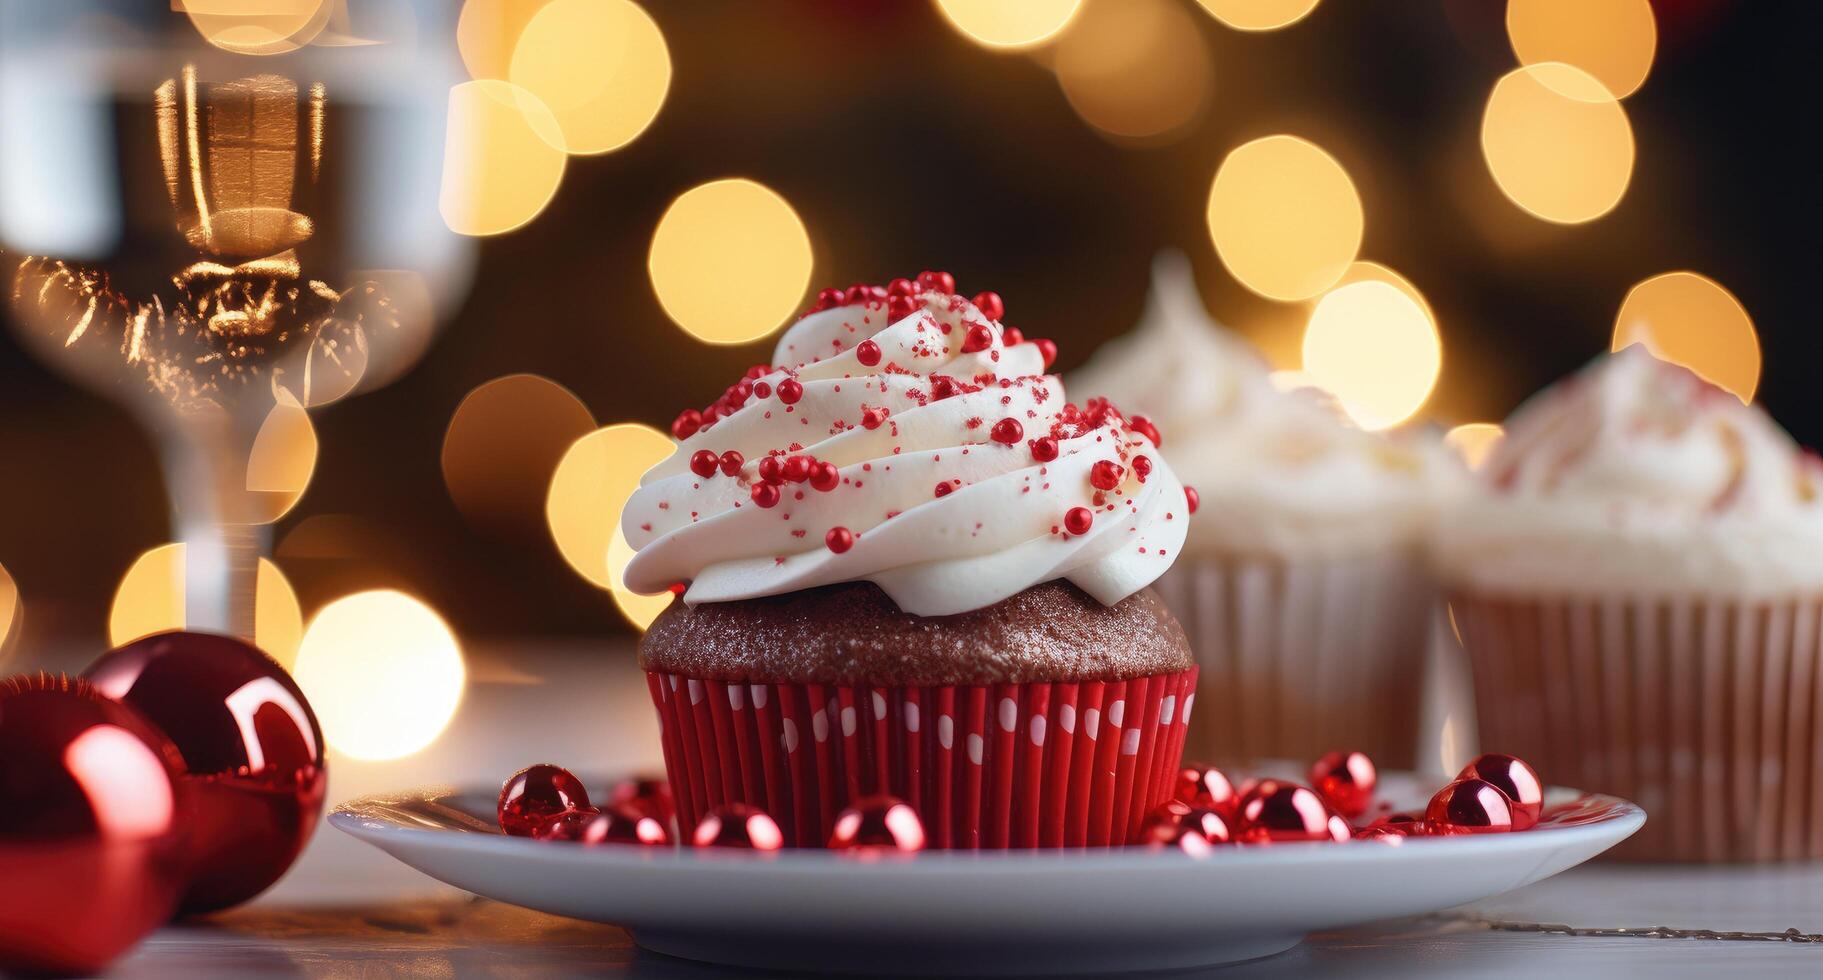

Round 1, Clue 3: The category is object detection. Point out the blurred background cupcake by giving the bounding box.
[1071,253,1461,769]
[1436,345,1823,861]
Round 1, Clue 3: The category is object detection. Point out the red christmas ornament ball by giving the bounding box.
[1174,764,1238,815]
[533,807,602,841]
[499,764,591,837]
[1308,750,1377,819]
[1354,824,1419,843]
[604,776,675,826]
[579,804,672,846]
[1459,753,1544,831]
[1425,778,1515,835]
[693,803,784,850]
[828,795,925,852]
[0,675,188,974]
[1238,784,1351,843]
[83,631,327,914]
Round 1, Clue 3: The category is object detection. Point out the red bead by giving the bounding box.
[604,776,675,826]
[815,287,845,310]
[961,323,993,354]
[0,675,187,975]
[844,284,872,306]
[887,294,918,320]
[829,795,925,852]
[753,380,772,399]
[991,418,1023,444]
[671,409,702,440]
[750,483,781,508]
[1034,338,1057,369]
[1030,436,1060,462]
[1002,326,1025,346]
[700,405,719,424]
[693,803,784,850]
[1458,754,1544,831]
[888,277,918,296]
[809,461,841,492]
[689,449,719,478]
[1063,506,1093,535]
[1129,414,1162,448]
[917,270,955,294]
[579,804,672,846]
[1425,778,1515,835]
[1368,811,1424,830]
[499,764,590,838]
[782,454,814,483]
[1174,764,1238,815]
[719,450,745,477]
[855,339,882,367]
[84,632,327,913]
[534,806,603,841]
[757,455,783,484]
[934,481,953,498]
[1354,824,1418,843]
[1139,800,1234,847]
[1309,750,1377,819]
[972,291,1004,321]
[1147,821,1216,857]
[1185,486,1200,514]
[1089,460,1125,491]
[776,378,803,405]
[1238,784,1351,843]
[1132,455,1153,481]
[930,376,956,401]
[860,407,885,430]
[825,526,855,554]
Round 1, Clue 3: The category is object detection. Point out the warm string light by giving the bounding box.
[1507,0,1657,99]
[292,590,466,761]
[933,0,1083,50]
[1301,278,1441,431]
[1207,135,1363,301]
[245,387,318,524]
[546,424,675,630]
[108,543,304,668]
[443,374,597,535]
[1052,0,1213,145]
[1445,423,1506,470]
[439,80,567,237]
[1193,0,1321,32]
[1613,272,1759,403]
[648,179,813,346]
[0,560,20,666]
[1481,62,1633,224]
[183,0,331,56]
[509,0,672,155]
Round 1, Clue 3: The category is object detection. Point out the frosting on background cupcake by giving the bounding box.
[621,275,1190,617]
[1068,253,1454,558]
[1434,346,1823,598]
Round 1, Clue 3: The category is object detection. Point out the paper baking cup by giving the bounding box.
[645,668,1198,849]
[1152,551,1433,770]
[1452,592,1823,862]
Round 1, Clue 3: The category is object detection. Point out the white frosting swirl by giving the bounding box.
[621,288,1190,616]
[1068,253,1458,558]
[1434,346,1823,597]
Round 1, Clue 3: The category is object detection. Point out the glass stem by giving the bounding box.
[160,410,267,643]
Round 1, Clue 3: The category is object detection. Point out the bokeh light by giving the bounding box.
[0,560,19,664]
[1445,423,1506,470]
[1207,135,1363,301]
[1302,279,1441,430]
[934,0,1083,50]
[608,527,672,630]
[184,0,330,56]
[1507,0,1656,99]
[546,423,674,628]
[293,590,466,761]
[509,0,671,155]
[439,80,568,237]
[245,388,318,525]
[648,178,814,345]
[457,0,550,81]
[1481,62,1633,224]
[1333,260,1436,325]
[1054,0,1213,144]
[1194,0,1321,32]
[443,374,597,535]
[109,543,304,668]
[1613,271,1759,402]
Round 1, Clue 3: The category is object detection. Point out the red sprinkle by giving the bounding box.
[1090,460,1125,491]
[753,380,772,399]
[751,483,781,508]
[935,481,953,498]
[1129,414,1162,448]
[757,456,784,484]
[809,461,841,492]
[991,418,1024,444]
[1064,506,1093,536]
[972,291,1004,321]
[860,407,885,430]
[777,378,804,405]
[887,277,918,296]
[1030,436,1059,462]
[931,376,956,401]
[855,340,881,367]
[782,455,814,483]
[1034,338,1057,369]
[689,450,718,478]
[1185,486,1200,514]
[1002,326,1024,346]
[719,450,744,477]
[961,323,993,353]
[1132,454,1153,481]
[825,526,854,554]
[672,409,703,441]
[918,270,955,294]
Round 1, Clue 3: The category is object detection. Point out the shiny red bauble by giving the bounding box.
[1174,764,1238,815]
[1308,750,1377,819]
[0,675,188,974]
[1142,800,1234,847]
[84,631,327,914]
[1459,753,1544,831]
[533,807,602,841]
[499,764,591,837]
[1354,824,1419,843]
[1425,778,1515,835]
[828,795,925,852]
[693,803,784,850]
[579,804,672,846]
[1238,784,1351,843]
[605,776,675,827]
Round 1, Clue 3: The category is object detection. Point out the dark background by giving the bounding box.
[2,0,1817,649]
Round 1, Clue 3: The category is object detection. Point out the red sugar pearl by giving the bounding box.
[753,380,772,399]
[934,481,953,498]
[972,291,1004,321]
[750,483,781,508]
[825,526,855,554]
[1309,750,1377,820]
[991,418,1023,444]
[917,270,955,294]
[1002,326,1024,346]
[1425,778,1515,835]
[809,461,841,492]
[693,803,784,850]
[855,339,881,367]
[671,409,702,441]
[1132,455,1153,482]
[1033,338,1057,369]
[816,287,845,309]
[782,455,814,483]
[1089,460,1125,491]
[718,450,744,477]
[579,804,671,846]
[961,323,993,353]
[844,284,872,306]
[1185,486,1200,514]
[887,277,919,296]
[1030,436,1059,462]
[887,293,918,320]
[689,450,719,478]
[499,764,590,837]
[776,378,804,405]
[1129,414,1162,448]
[757,456,783,485]
[930,376,956,401]
[1063,506,1093,535]
[860,407,885,430]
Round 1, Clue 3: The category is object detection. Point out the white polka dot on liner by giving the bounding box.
[1108,699,1126,727]
[998,697,1018,733]
[1085,708,1101,740]
[1182,694,1194,725]
[841,705,857,737]
[687,679,705,705]
[967,733,984,766]
[728,686,745,711]
[1030,715,1046,747]
[812,709,829,743]
[904,701,921,733]
[750,685,769,710]
[1059,704,1076,735]
[1121,729,1141,756]
[872,691,887,720]
[1160,695,1176,726]
[938,715,954,750]
[783,717,800,752]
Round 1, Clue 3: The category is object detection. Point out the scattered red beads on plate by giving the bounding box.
[1426,778,1516,835]
[829,796,925,853]
[1174,764,1238,816]
[1238,785,1351,843]
[499,765,590,838]
[1458,753,1543,831]
[1309,750,1377,819]
[694,804,785,850]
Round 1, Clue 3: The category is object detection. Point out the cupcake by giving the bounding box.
[1436,346,1823,861]
[621,274,1197,848]
[1069,254,1457,768]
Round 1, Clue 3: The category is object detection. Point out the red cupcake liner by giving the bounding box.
[646,667,1198,848]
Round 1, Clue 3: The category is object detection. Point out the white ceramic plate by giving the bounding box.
[332,772,1642,975]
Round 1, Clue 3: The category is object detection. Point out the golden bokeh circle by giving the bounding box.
[1194,0,1321,32]
[648,178,814,346]
[1613,271,1759,403]
[0,560,20,665]
[1208,135,1364,301]
[1507,0,1656,99]
[934,0,1083,50]
[546,423,673,609]
[108,543,304,669]
[1055,0,1212,144]
[444,374,598,536]
[608,527,673,630]
[1481,63,1634,224]
[509,0,672,155]
[439,80,568,237]
[1302,279,1441,431]
[243,387,318,526]
[186,0,330,56]
[1445,422,1506,470]
[458,0,552,81]
[294,590,466,761]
